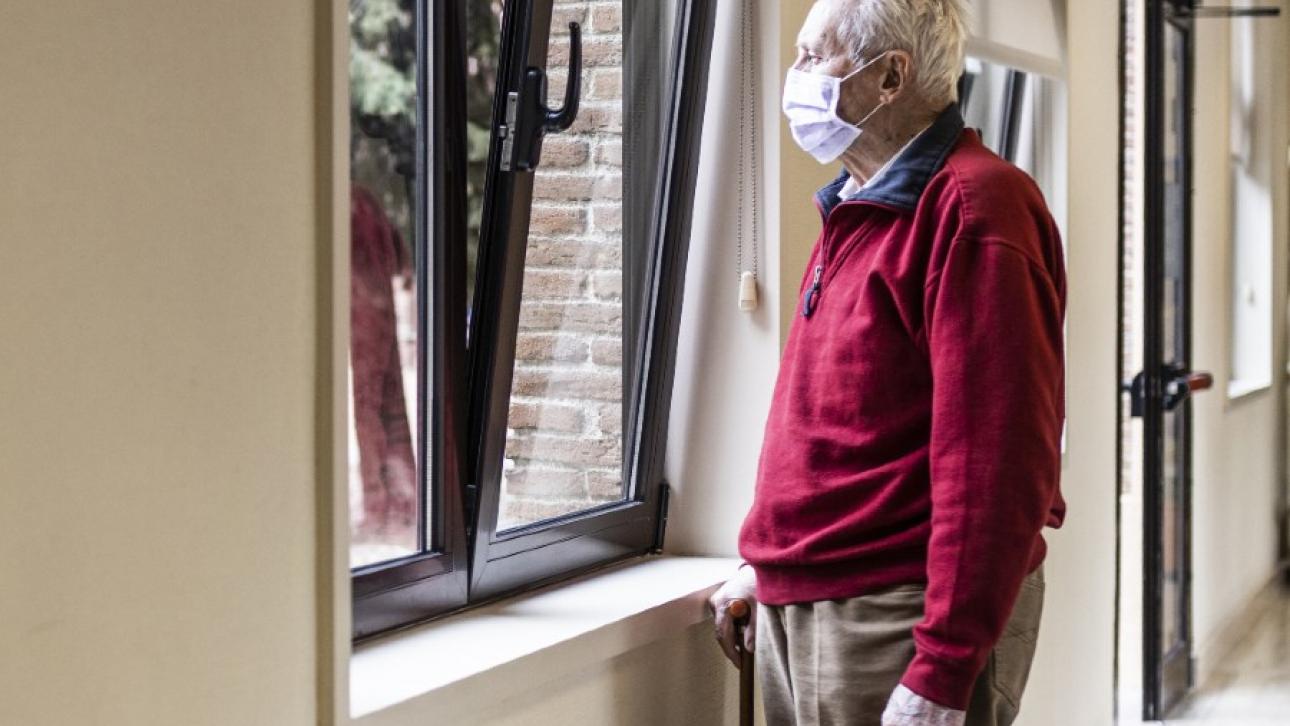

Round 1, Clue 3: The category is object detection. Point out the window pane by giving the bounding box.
[349,0,422,568]
[960,57,1010,154]
[467,0,505,312]
[497,1,675,530]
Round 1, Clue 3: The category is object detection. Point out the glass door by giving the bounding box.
[1136,0,1210,716]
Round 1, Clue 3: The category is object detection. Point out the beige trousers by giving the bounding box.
[756,567,1045,726]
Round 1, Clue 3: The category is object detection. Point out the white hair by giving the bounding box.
[830,0,969,105]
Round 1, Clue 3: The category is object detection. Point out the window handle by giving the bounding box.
[499,22,582,172]
[542,22,582,133]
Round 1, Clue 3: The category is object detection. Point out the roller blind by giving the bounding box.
[965,0,1066,78]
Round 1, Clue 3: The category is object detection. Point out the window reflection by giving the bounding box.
[349,0,421,568]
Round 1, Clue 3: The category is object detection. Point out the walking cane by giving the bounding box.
[727,598,755,726]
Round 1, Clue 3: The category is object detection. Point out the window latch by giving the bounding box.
[498,91,520,172]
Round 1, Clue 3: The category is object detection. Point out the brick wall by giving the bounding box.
[499,1,627,527]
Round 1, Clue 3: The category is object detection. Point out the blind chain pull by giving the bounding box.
[736,0,760,312]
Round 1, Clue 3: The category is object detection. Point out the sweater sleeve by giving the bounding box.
[899,238,1065,710]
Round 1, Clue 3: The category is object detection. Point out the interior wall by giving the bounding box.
[0,2,321,725]
[665,0,788,558]
[1016,1,1122,724]
[1187,9,1289,677]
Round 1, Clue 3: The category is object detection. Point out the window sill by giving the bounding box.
[348,555,740,723]
[1227,378,1271,403]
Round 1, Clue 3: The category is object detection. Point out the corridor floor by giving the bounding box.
[1168,580,1290,724]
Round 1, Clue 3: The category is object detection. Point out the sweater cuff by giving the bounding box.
[899,647,988,711]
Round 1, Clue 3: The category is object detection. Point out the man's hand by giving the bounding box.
[706,564,757,667]
[880,684,966,726]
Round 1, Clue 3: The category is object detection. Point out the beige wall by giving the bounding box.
[0,2,322,725]
[1187,10,1290,676]
[1017,1,1121,723]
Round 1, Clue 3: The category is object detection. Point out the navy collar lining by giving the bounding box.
[815,104,966,217]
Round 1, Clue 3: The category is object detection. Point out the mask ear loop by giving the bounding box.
[837,52,890,129]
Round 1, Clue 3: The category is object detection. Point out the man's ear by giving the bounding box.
[879,51,914,105]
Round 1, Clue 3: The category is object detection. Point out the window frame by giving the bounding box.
[350,0,718,639]
[466,0,717,602]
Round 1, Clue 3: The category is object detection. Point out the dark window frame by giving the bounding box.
[351,0,718,641]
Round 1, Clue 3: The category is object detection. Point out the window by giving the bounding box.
[348,0,717,639]
[960,58,1068,234]
[1227,17,1273,397]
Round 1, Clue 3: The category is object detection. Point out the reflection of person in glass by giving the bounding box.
[351,185,416,536]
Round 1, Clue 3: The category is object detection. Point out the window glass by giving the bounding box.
[1228,17,1273,394]
[496,1,675,530]
[348,0,422,568]
[959,57,1009,153]
[1014,74,1069,237]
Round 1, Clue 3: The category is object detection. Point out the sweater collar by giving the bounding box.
[815,104,966,217]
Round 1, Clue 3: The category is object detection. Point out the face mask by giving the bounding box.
[782,54,887,164]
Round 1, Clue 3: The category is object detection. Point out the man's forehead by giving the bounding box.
[798,0,843,51]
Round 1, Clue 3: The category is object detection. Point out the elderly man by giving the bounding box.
[708,1,1067,725]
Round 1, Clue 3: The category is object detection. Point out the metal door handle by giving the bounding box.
[1123,369,1213,416]
[1164,370,1213,411]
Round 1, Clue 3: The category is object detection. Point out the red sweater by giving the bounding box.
[738,106,1066,710]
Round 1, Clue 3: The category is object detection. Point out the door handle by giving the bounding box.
[1164,369,1213,411]
[1123,369,1213,416]
[499,22,583,173]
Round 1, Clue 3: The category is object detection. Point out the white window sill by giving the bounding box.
[348,555,740,723]
[1227,378,1271,403]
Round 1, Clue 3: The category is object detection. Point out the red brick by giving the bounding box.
[507,401,584,433]
[533,173,596,201]
[504,467,586,498]
[591,271,622,301]
[526,239,622,268]
[542,137,590,168]
[523,269,586,299]
[567,105,622,133]
[589,4,623,34]
[596,403,623,435]
[515,333,589,363]
[591,337,623,365]
[505,434,622,468]
[528,206,587,235]
[548,37,622,67]
[592,174,623,201]
[588,69,622,101]
[517,302,621,333]
[591,205,622,234]
[512,369,623,401]
[595,140,622,167]
[586,470,624,499]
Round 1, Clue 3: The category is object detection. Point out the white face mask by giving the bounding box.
[782,54,887,164]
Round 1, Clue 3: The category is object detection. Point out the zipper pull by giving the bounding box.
[802,264,824,318]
